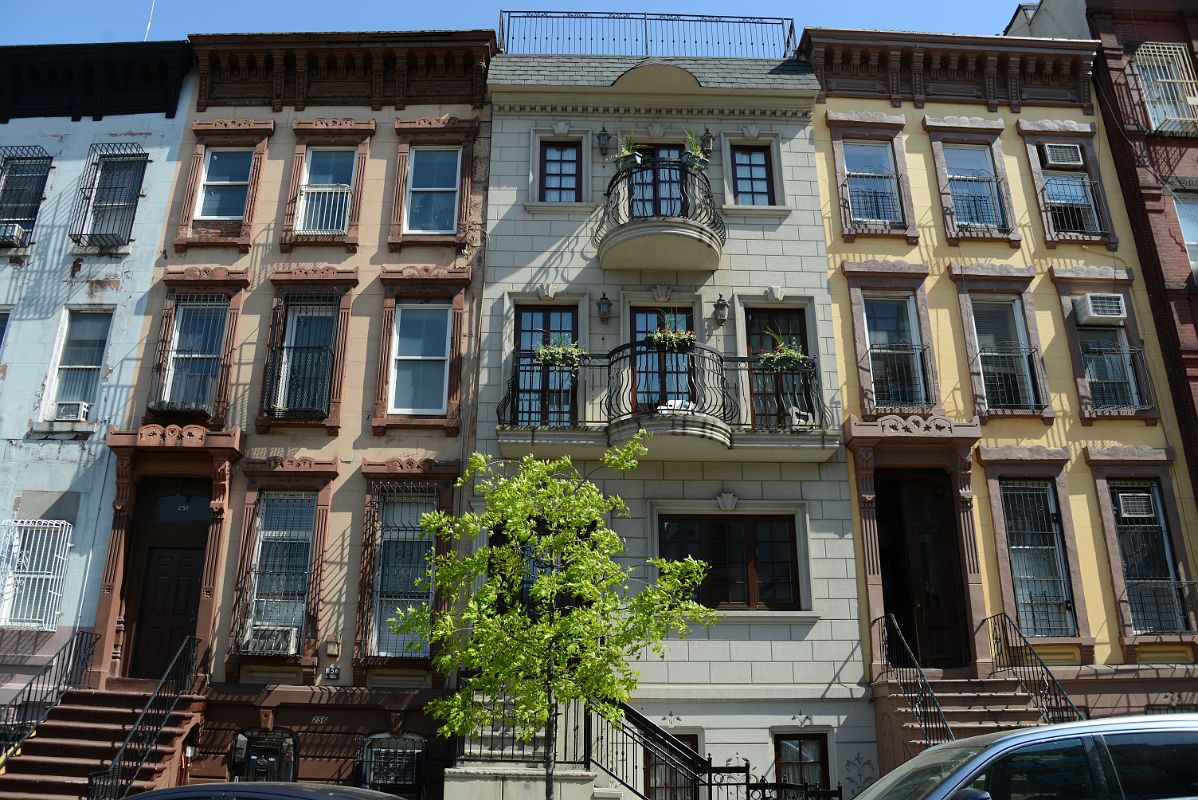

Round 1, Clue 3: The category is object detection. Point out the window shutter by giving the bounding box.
[973,302,1019,348]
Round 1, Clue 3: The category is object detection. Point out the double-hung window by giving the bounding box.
[0,146,53,248]
[843,141,902,224]
[196,149,254,220]
[973,298,1042,412]
[746,308,812,431]
[243,492,316,656]
[53,311,112,421]
[1132,42,1198,134]
[265,291,338,419]
[999,480,1077,638]
[1043,170,1101,235]
[864,295,929,411]
[0,519,72,630]
[539,142,581,203]
[1175,196,1198,276]
[1110,480,1189,634]
[404,148,461,234]
[944,144,1005,230]
[154,295,229,414]
[69,143,150,248]
[373,487,436,658]
[297,148,355,236]
[389,303,452,415]
[731,145,774,206]
[1078,327,1142,411]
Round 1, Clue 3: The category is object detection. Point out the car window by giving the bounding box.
[1103,731,1198,800]
[965,738,1098,800]
[853,744,988,800]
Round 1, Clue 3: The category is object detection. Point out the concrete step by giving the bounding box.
[0,773,156,795]
[4,753,163,779]
[19,736,174,761]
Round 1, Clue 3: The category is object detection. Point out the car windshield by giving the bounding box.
[853,744,987,800]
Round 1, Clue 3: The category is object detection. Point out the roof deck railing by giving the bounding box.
[498,10,797,58]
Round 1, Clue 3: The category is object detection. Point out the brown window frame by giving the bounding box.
[538,141,582,203]
[512,305,580,428]
[827,110,918,245]
[658,514,802,611]
[774,732,830,788]
[173,120,275,253]
[730,145,775,206]
[256,268,358,435]
[645,733,700,800]
[389,117,479,252]
[924,116,1021,248]
[280,119,376,253]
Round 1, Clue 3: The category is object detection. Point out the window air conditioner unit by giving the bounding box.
[0,223,26,248]
[1040,143,1085,169]
[54,402,90,422]
[244,625,298,656]
[1118,492,1155,518]
[1074,293,1127,326]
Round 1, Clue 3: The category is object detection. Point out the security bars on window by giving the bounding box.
[148,295,229,416]
[262,289,338,420]
[1133,42,1198,135]
[373,486,436,658]
[0,520,72,631]
[68,143,149,249]
[0,146,53,248]
[1111,480,1196,634]
[242,493,316,656]
[1000,480,1078,638]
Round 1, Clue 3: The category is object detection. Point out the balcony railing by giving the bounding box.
[841,173,904,235]
[296,184,352,236]
[943,175,1010,239]
[1125,580,1198,635]
[147,350,222,416]
[1082,345,1153,413]
[261,345,334,420]
[497,344,827,433]
[594,157,725,247]
[498,11,797,57]
[867,343,934,413]
[1042,176,1107,239]
[975,343,1046,414]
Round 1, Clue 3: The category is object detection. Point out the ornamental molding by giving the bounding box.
[1083,445,1173,465]
[243,456,340,478]
[361,457,460,479]
[163,266,251,289]
[977,445,1070,465]
[135,424,209,448]
[192,119,275,136]
[269,266,359,286]
[379,264,471,287]
[844,414,982,447]
[492,102,812,120]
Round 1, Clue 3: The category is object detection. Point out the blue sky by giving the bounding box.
[2,0,1019,46]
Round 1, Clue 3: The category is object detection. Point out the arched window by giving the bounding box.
[361,733,428,798]
[229,729,298,782]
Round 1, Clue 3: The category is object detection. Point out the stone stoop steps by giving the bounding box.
[0,688,203,800]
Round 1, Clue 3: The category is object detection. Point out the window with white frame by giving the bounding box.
[53,311,112,420]
[1175,195,1198,276]
[973,298,1043,412]
[196,148,254,220]
[1133,42,1198,134]
[0,519,72,630]
[297,148,355,235]
[153,295,229,414]
[389,303,452,415]
[242,492,316,656]
[404,147,461,234]
[944,144,1006,229]
[373,487,436,658]
[864,294,930,411]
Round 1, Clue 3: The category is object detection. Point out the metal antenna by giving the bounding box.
[143,0,157,41]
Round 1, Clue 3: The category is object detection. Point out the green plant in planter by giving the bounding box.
[532,338,586,370]
[757,331,811,372]
[644,327,697,352]
[681,129,709,171]
[614,135,642,170]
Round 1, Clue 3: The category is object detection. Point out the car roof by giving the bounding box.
[138,783,398,798]
[932,712,1198,751]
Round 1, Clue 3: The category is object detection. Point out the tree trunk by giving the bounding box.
[545,655,556,800]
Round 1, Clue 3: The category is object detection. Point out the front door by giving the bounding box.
[877,470,970,668]
[129,547,203,678]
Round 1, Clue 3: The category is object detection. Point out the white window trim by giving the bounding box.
[403,146,461,235]
[244,491,316,654]
[863,292,926,402]
[973,296,1035,408]
[194,147,253,222]
[164,298,228,405]
[388,303,452,415]
[719,130,790,215]
[1173,195,1198,278]
[526,127,594,212]
[42,307,114,422]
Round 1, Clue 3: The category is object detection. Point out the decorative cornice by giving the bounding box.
[1016,119,1096,137]
[977,445,1070,465]
[492,102,812,120]
[107,424,244,458]
[1084,445,1173,465]
[395,116,479,135]
[844,414,982,447]
[379,265,471,290]
[243,456,340,479]
[293,118,377,137]
[826,110,905,129]
[361,458,460,480]
[269,266,359,287]
[193,119,276,136]
[842,258,930,277]
[1049,265,1134,285]
[949,262,1036,282]
[162,266,251,290]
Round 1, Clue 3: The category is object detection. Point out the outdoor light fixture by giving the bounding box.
[700,128,715,157]
[713,294,730,326]
[597,126,611,158]
[597,292,613,323]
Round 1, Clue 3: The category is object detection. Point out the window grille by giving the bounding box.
[373,485,437,658]
[149,294,229,415]
[361,734,428,794]
[68,143,149,248]
[0,146,53,247]
[999,480,1077,637]
[1043,174,1103,235]
[1133,42,1198,134]
[1110,481,1192,634]
[263,289,338,419]
[243,492,316,656]
[0,520,72,630]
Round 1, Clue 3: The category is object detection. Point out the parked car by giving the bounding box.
[856,714,1198,800]
[133,784,401,799]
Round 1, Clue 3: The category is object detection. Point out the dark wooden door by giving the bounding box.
[129,547,203,678]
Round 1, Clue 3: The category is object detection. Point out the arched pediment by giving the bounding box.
[610,61,702,93]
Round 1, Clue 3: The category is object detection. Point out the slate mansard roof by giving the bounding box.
[487,54,818,92]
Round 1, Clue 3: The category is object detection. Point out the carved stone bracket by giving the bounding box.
[162,267,251,291]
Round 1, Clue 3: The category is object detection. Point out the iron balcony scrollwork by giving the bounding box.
[594,158,726,250]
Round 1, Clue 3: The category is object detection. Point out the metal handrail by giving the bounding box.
[840,173,905,231]
[594,157,726,248]
[295,183,352,236]
[0,630,98,765]
[942,175,1011,237]
[974,342,1047,413]
[588,701,711,800]
[87,636,199,800]
[1081,345,1154,413]
[986,612,1084,725]
[874,615,954,746]
[1040,177,1109,238]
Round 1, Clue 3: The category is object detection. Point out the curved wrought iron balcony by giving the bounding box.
[593,158,726,270]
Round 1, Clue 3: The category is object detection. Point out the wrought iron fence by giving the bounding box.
[986,612,1084,725]
[87,636,198,800]
[261,345,334,419]
[1125,580,1198,634]
[456,692,588,765]
[0,146,53,247]
[147,349,222,416]
[976,344,1046,413]
[873,615,954,748]
[1042,176,1106,238]
[595,158,726,249]
[498,11,796,58]
[68,143,149,249]
[867,344,933,412]
[1082,345,1152,412]
[0,630,97,766]
[296,184,352,236]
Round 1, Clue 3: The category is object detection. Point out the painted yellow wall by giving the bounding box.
[815,96,1197,666]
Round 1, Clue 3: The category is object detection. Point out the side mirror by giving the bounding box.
[949,789,992,800]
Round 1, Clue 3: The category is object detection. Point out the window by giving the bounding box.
[864,295,930,411]
[999,480,1078,637]
[150,295,229,415]
[511,306,578,428]
[196,149,253,220]
[1174,196,1198,275]
[1020,122,1117,250]
[297,148,355,235]
[1043,171,1101,235]
[630,145,685,219]
[926,119,1021,248]
[659,515,800,610]
[404,148,461,234]
[0,146,53,248]
[1104,730,1198,800]
[746,308,815,431]
[68,143,149,248]
[0,311,8,353]
[633,307,695,413]
[1109,480,1189,634]
[362,734,428,797]
[372,487,436,658]
[389,303,452,415]
[230,729,298,782]
[263,291,338,420]
[1078,327,1143,411]
[539,142,581,203]
[943,145,1005,230]
[241,492,316,656]
[646,733,699,800]
[973,298,1042,413]
[1132,42,1198,134]
[731,146,774,206]
[843,141,902,224]
[53,311,112,419]
[775,734,829,788]
[0,519,72,630]
[963,737,1095,800]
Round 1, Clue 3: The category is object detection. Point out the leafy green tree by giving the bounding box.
[394,433,714,800]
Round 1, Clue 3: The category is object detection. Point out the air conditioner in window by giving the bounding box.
[1074,293,1127,326]
[1040,143,1085,169]
[243,625,298,656]
[54,402,90,422]
[1118,492,1155,518]
[0,223,26,248]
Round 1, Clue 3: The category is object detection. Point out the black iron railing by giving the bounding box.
[1124,580,1198,635]
[87,636,198,800]
[0,630,97,765]
[986,612,1083,725]
[1042,176,1107,239]
[456,693,588,765]
[261,345,334,419]
[943,175,1010,238]
[841,173,904,234]
[590,701,709,798]
[496,347,827,433]
[594,158,726,249]
[874,615,954,747]
[867,344,934,412]
[0,145,53,248]
[498,11,796,57]
[296,184,352,236]
[147,350,222,416]
[68,143,149,249]
[975,344,1047,413]
[1082,345,1153,413]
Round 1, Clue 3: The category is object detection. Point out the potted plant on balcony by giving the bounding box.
[614,135,643,172]
[681,129,709,172]
[644,326,697,353]
[532,337,586,372]
[757,332,811,372]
